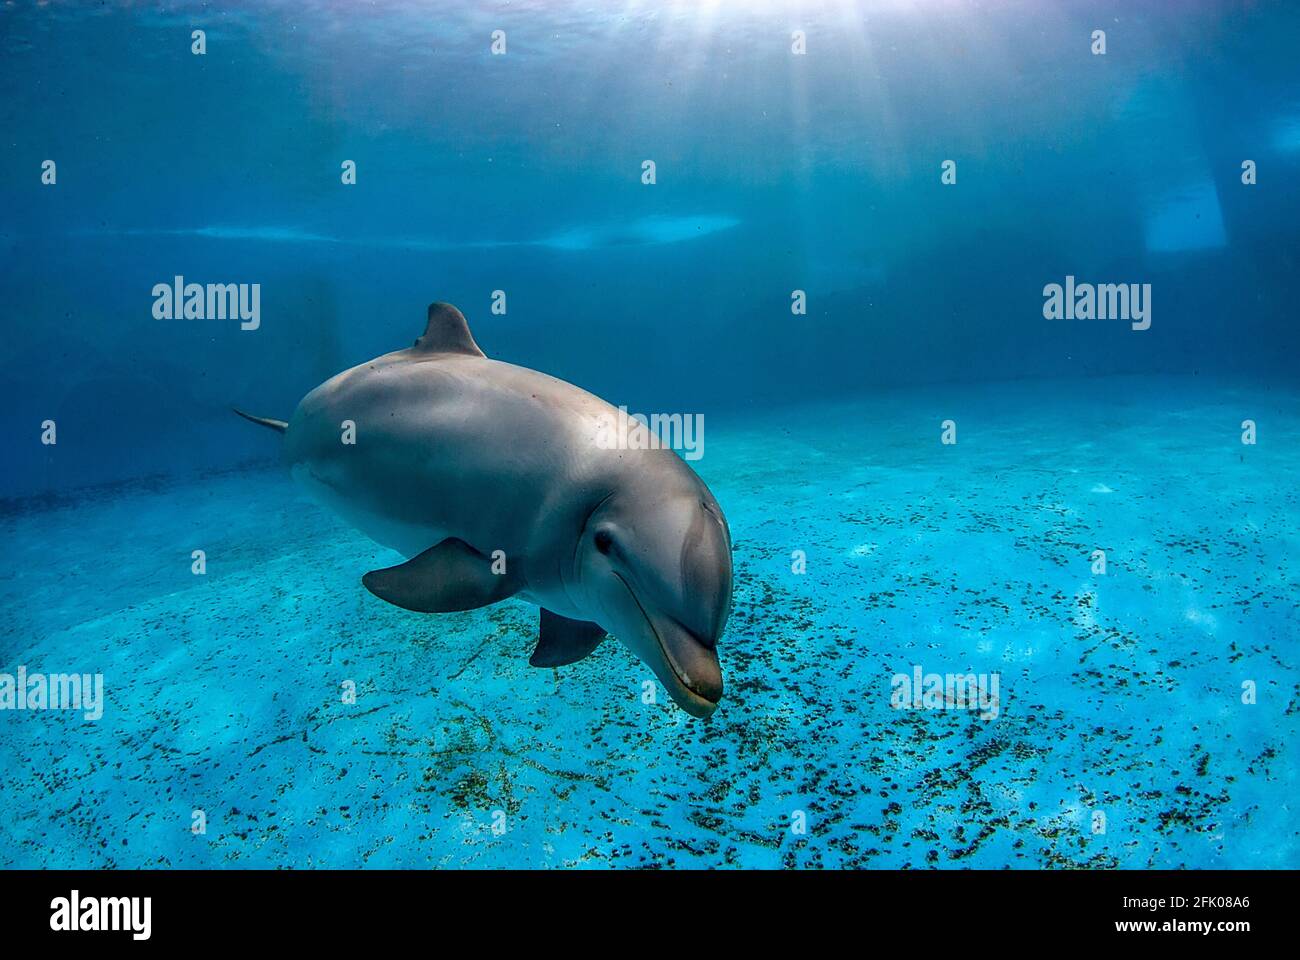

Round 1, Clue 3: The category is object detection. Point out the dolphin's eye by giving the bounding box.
[594,528,614,555]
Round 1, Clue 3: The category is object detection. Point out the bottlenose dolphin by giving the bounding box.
[236,303,733,717]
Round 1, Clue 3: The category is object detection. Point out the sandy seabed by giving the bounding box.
[1,376,1296,868]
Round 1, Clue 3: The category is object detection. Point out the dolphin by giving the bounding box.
[236,302,733,717]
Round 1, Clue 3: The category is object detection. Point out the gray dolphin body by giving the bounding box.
[237,302,733,717]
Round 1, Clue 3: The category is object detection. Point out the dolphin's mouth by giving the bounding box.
[614,573,722,718]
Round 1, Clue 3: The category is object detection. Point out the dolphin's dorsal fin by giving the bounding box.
[411,302,485,357]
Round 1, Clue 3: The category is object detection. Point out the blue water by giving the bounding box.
[2,1,1298,868]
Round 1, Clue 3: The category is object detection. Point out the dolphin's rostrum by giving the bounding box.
[236,302,733,717]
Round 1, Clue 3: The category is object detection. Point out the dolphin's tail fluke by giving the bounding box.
[233,408,288,434]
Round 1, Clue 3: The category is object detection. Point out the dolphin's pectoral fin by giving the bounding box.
[529,610,606,667]
[362,538,516,613]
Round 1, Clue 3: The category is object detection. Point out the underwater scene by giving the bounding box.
[1,0,1297,870]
